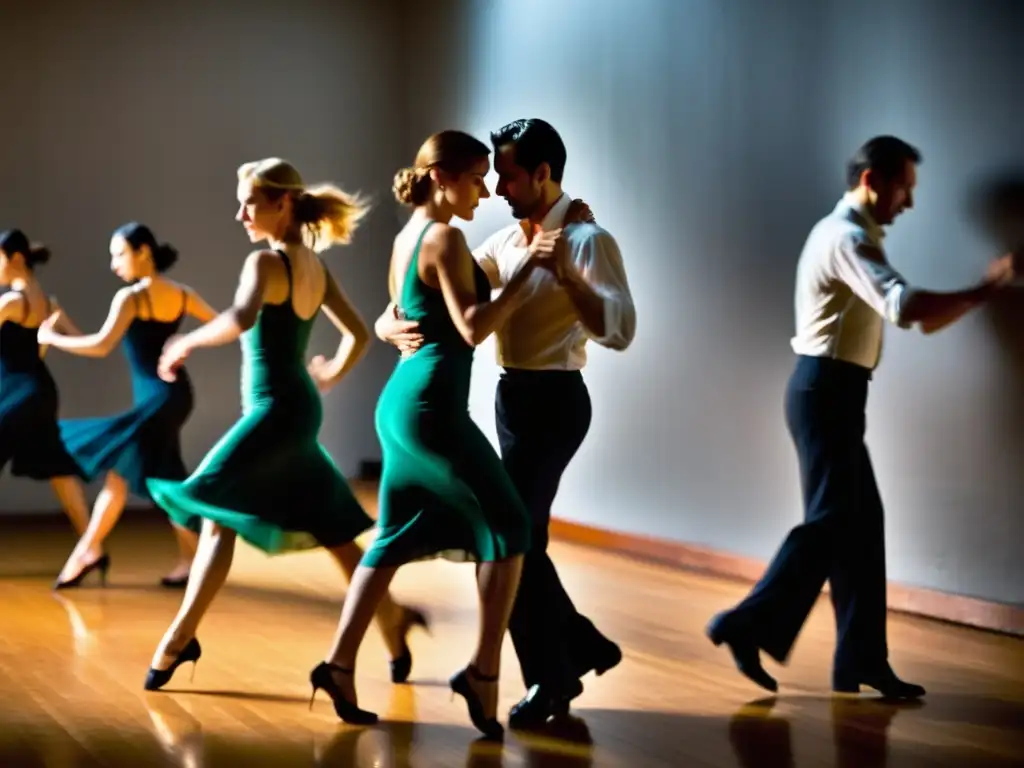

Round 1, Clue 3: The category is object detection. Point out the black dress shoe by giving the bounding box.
[509,679,584,730]
[706,611,778,693]
[833,665,925,699]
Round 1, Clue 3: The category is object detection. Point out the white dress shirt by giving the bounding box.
[472,192,636,371]
[790,192,916,370]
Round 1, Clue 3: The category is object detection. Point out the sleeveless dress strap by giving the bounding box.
[413,221,435,254]
[276,250,293,298]
[132,288,154,320]
[399,221,436,305]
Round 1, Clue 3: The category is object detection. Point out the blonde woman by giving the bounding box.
[143,159,425,701]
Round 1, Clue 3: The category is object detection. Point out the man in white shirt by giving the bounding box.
[706,135,1016,699]
[378,119,635,728]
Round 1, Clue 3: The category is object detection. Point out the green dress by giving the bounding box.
[363,221,531,566]
[147,251,372,553]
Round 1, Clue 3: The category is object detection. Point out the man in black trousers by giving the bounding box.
[376,119,636,727]
[707,136,1016,699]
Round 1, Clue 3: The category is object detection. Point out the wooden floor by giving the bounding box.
[1,513,1021,767]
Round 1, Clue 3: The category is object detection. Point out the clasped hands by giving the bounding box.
[383,198,596,356]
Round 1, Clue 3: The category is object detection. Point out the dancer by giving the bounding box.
[143,158,425,694]
[315,130,557,740]
[0,229,91,536]
[376,118,635,729]
[705,135,1017,699]
[39,223,215,589]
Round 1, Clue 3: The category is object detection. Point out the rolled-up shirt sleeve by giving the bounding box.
[832,234,916,328]
[471,232,503,289]
[576,230,636,349]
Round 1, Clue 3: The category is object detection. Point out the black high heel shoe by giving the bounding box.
[449,665,504,741]
[390,607,430,684]
[54,554,111,590]
[160,575,189,589]
[144,638,202,691]
[309,662,378,725]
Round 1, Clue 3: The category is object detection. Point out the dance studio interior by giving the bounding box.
[1,0,1022,766]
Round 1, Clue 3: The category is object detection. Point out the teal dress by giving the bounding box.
[0,293,83,480]
[59,289,196,527]
[147,251,373,553]
[363,222,531,566]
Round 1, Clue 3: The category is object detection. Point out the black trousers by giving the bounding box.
[729,355,889,677]
[496,368,604,691]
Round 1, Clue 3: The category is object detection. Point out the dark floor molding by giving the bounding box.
[548,517,1024,638]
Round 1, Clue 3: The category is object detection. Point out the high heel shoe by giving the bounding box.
[54,554,111,590]
[449,665,504,741]
[144,638,202,691]
[390,607,430,684]
[160,575,188,589]
[309,662,378,725]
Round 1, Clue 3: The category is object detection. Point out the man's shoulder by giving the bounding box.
[810,208,876,251]
[564,220,617,249]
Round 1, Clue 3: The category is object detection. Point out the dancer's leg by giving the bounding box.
[150,519,236,669]
[49,476,90,536]
[327,542,407,658]
[56,471,128,582]
[466,555,524,718]
[165,523,199,583]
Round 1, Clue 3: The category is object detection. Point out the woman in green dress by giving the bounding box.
[39,223,218,589]
[0,230,91,541]
[143,158,424,693]
[311,131,562,740]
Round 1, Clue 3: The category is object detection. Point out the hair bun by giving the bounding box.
[28,245,51,266]
[152,243,179,272]
[392,167,418,205]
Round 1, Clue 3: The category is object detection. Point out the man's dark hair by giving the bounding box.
[490,118,567,183]
[846,135,922,189]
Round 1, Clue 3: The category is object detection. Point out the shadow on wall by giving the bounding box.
[968,169,1024,441]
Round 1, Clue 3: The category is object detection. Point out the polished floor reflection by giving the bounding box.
[1,513,1021,766]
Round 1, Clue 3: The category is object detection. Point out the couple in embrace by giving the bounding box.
[318,118,636,740]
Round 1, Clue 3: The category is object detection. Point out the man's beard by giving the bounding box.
[508,196,540,220]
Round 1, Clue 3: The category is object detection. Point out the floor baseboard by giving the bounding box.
[548,517,1024,637]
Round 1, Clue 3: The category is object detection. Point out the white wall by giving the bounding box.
[402,0,1024,605]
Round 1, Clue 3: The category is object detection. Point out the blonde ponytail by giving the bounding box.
[238,158,370,253]
[293,184,370,251]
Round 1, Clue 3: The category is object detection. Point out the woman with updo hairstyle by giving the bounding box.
[314,130,563,740]
[39,222,218,589]
[141,158,425,698]
[0,229,92,541]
